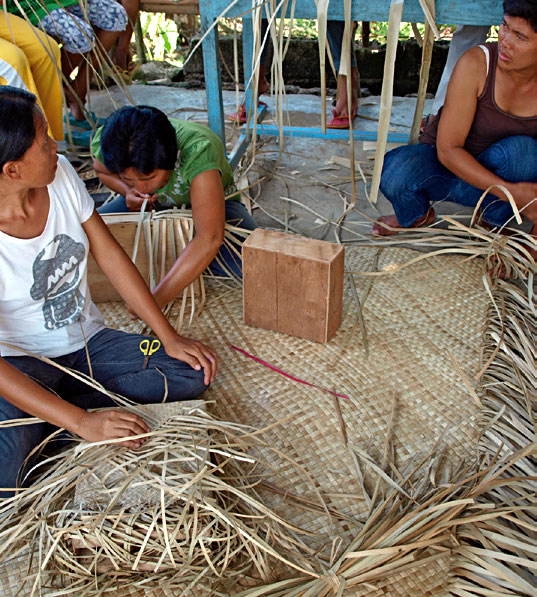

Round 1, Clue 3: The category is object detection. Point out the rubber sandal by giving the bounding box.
[326,109,356,130]
[229,101,268,124]
[64,129,92,148]
[115,62,140,84]
[65,111,107,131]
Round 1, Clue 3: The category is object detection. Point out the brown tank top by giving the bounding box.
[420,43,537,157]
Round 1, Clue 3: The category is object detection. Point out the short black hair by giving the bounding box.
[100,105,178,174]
[0,86,38,171]
[504,0,537,32]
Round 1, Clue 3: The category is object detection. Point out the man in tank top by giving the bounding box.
[372,0,537,266]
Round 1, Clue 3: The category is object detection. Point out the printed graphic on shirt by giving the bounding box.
[30,234,86,330]
[157,160,189,207]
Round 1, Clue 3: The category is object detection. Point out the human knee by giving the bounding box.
[164,365,210,401]
[380,145,423,199]
[0,42,28,73]
[479,136,537,182]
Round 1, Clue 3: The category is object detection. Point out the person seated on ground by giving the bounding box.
[6,0,128,131]
[373,0,537,262]
[92,106,257,311]
[0,11,63,142]
[229,19,359,129]
[0,87,217,498]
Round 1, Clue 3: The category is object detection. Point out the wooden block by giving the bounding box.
[243,229,345,343]
[87,215,201,302]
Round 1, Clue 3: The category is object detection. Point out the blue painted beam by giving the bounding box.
[200,11,226,148]
[243,123,409,143]
[228,104,268,167]
[199,0,503,26]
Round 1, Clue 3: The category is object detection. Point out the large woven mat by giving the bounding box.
[101,247,487,548]
[1,246,490,595]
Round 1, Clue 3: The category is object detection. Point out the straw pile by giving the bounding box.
[90,209,249,333]
[0,401,320,595]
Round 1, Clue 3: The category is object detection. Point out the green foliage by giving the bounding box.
[140,12,180,62]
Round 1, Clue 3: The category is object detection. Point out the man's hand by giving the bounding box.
[163,334,218,385]
[76,410,150,449]
[125,188,158,212]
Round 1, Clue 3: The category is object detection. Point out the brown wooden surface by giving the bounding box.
[140,0,199,14]
[88,218,200,303]
[88,222,151,303]
[242,229,344,343]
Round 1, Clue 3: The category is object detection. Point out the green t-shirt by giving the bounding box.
[92,119,237,209]
[6,0,79,26]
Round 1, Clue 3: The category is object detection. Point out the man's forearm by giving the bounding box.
[153,235,221,309]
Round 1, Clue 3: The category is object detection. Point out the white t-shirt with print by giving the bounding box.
[0,155,104,358]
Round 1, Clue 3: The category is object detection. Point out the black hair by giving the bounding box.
[100,105,178,174]
[0,86,38,171]
[503,0,537,32]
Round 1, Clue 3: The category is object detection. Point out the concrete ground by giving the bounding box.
[85,83,529,240]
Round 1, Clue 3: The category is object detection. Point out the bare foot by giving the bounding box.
[372,208,435,236]
[64,86,86,122]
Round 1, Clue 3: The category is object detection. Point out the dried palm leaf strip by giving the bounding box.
[0,403,324,594]
[409,0,436,144]
[368,0,404,205]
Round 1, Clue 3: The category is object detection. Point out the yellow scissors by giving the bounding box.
[139,339,161,369]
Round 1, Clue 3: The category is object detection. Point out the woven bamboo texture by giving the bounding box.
[3,244,524,596]
[94,245,487,597]
[185,247,486,538]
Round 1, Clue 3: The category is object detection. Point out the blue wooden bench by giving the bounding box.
[198,0,504,168]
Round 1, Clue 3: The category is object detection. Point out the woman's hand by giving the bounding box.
[76,410,150,449]
[125,188,158,212]
[163,334,218,385]
[505,182,537,224]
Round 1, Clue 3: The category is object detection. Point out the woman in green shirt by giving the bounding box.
[93,105,257,311]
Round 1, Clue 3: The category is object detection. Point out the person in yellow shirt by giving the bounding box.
[0,11,63,141]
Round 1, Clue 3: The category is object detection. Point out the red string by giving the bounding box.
[231,345,349,400]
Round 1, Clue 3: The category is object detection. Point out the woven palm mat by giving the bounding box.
[0,246,495,596]
[101,248,486,544]
[189,247,485,534]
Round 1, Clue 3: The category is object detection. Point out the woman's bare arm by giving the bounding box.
[83,211,217,383]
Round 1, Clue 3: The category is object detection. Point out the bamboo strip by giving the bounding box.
[369,0,405,205]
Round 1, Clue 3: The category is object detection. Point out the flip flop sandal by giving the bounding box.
[115,62,141,84]
[64,129,92,148]
[326,109,357,130]
[229,101,268,124]
[65,111,107,131]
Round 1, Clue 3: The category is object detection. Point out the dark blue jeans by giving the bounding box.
[98,199,257,279]
[0,327,208,497]
[379,136,537,228]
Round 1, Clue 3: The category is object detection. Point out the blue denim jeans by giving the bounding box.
[379,136,537,228]
[98,198,257,279]
[0,327,208,497]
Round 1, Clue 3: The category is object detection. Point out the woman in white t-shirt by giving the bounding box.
[0,86,217,498]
